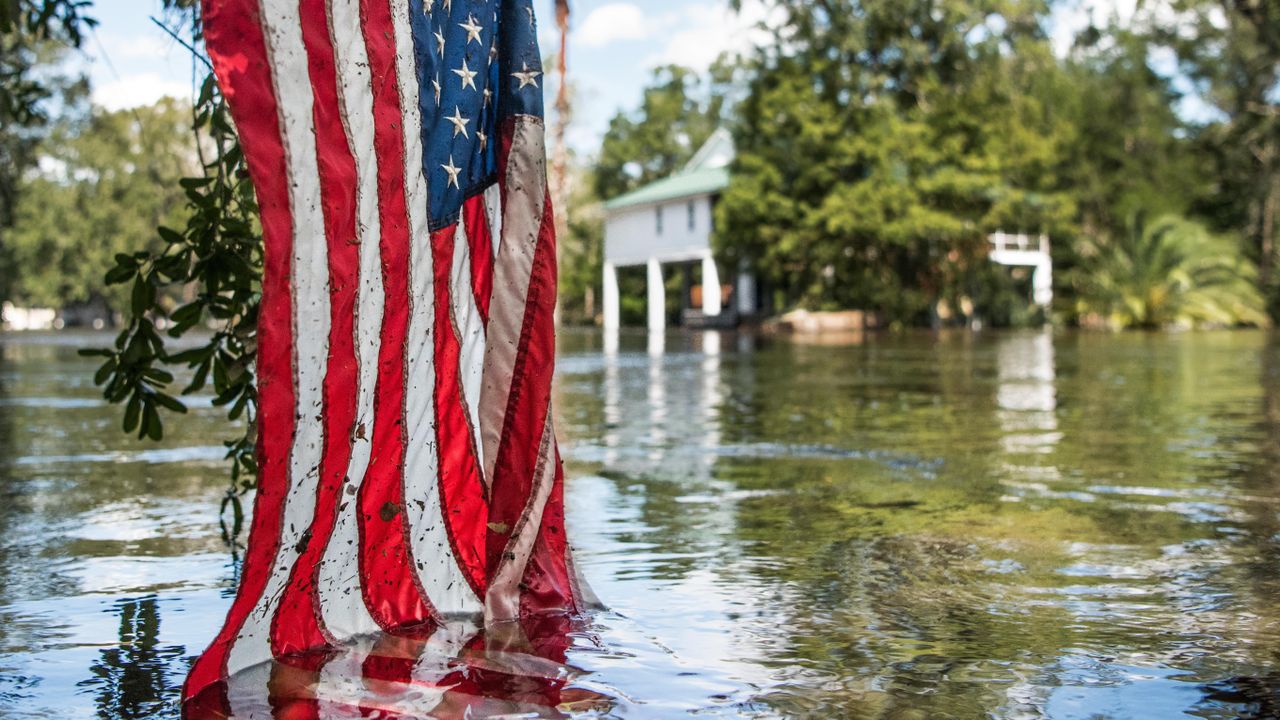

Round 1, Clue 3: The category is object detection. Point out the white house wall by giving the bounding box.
[604,195,715,267]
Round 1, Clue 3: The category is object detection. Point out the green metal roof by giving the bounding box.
[603,166,729,212]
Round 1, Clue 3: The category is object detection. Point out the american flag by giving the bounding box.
[184,0,594,709]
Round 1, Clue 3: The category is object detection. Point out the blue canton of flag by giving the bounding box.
[408,0,544,230]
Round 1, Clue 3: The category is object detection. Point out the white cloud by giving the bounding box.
[648,0,781,71]
[93,73,192,111]
[578,3,652,48]
[97,33,176,62]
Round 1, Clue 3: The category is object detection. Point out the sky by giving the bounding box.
[76,0,1201,156]
[79,0,777,153]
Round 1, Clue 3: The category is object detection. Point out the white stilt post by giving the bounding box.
[647,257,665,334]
[701,252,721,317]
[602,261,620,332]
[736,263,756,316]
[1032,261,1053,307]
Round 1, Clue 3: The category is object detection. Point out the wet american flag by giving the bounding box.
[183,0,594,709]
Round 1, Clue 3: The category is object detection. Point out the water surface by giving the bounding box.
[2,329,1280,718]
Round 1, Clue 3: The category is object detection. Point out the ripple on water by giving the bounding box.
[3,329,1280,717]
[9,445,230,467]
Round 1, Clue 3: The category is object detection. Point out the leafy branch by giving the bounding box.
[81,17,262,535]
[0,0,95,46]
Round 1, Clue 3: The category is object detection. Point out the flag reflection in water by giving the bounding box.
[185,614,614,718]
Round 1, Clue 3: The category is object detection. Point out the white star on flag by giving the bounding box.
[452,59,478,91]
[440,155,461,188]
[459,14,483,45]
[446,106,469,138]
[512,62,540,90]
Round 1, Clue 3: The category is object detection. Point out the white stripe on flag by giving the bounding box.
[451,219,487,483]
[480,116,546,483]
[483,182,503,259]
[227,0,331,678]
[391,0,483,617]
[316,0,385,641]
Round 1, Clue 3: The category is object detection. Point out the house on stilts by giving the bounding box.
[601,129,762,332]
[601,129,1055,333]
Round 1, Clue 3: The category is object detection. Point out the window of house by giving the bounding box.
[688,201,696,231]
[656,206,663,235]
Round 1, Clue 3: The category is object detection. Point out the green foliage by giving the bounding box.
[557,163,604,325]
[0,0,94,245]
[0,0,95,41]
[1058,26,1206,234]
[4,99,195,310]
[1163,0,1280,312]
[1071,214,1267,329]
[716,0,1075,324]
[82,63,263,514]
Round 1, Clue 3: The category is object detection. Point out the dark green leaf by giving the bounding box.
[153,392,188,414]
[123,392,141,433]
[142,402,163,441]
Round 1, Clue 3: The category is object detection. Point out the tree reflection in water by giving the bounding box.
[1197,673,1280,720]
[81,596,185,719]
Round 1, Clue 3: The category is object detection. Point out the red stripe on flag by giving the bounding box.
[484,181,570,616]
[431,225,490,596]
[184,0,297,707]
[515,196,576,616]
[357,0,435,629]
[521,450,577,616]
[270,0,362,659]
[463,195,494,323]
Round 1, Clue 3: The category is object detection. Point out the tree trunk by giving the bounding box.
[1261,175,1277,295]
[551,0,570,327]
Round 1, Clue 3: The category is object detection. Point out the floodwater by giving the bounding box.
[3,328,1280,719]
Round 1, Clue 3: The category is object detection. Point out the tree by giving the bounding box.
[718,0,1074,323]
[1163,0,1280,313]
[83,60,263,514]
[1057,24,1208,241]
[0,1,95,301]
[1071,213,1267,328]
[4,98,197,313]
[4,1,268,517]
[594,63,733,201]
[557,162,604,325]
